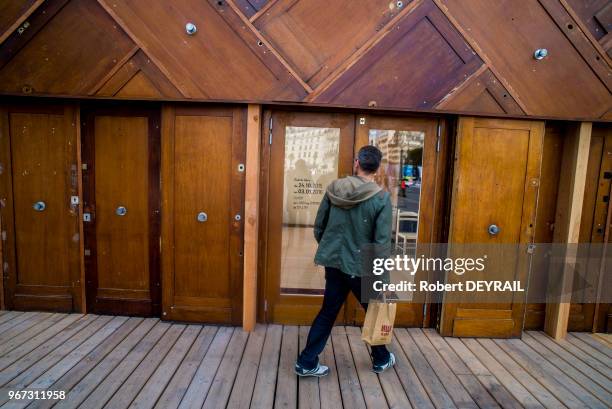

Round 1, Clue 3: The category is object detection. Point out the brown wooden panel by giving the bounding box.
[98,0,306,100]
[524,123,564,330]
[0,103,81,312]
[0,0,70,72]
[565,0,610,41]
[82,107,161,316]
[538,0,612,93]
[0,0,39,40]
[0,0,135,96]
[234,0,270,18]
[315,0,483,110]
[437,68,524,115]
[162,105,245,324]
[254,0,410,88]
[440,117,544,338]
[438,0,611,118]
[95,50,182,99]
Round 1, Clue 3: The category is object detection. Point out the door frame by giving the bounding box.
[81,104,161,316]
[257,108,451,327]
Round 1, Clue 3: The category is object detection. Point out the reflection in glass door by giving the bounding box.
[350,116,444,327]
[264,112,354,324]
[281,126,340,295]
[368,129,425,258]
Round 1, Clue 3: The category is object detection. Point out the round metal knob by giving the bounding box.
[32,201,46,212]
[115,206,127,216]
[488,224,500,235]
[534,48,548,60]
[197,212,208,223]
[185,22,197,35]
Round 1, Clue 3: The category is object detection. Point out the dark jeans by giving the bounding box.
[297,267,390,369]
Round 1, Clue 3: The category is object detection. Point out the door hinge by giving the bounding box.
[268,116,273,145]
[436,122,441,152]
[264,299,268,312]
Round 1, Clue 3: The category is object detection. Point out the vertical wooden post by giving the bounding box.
[545,122,592,339]
[0,216,4,310]
[74,104,87,314]
[243,104,262,331]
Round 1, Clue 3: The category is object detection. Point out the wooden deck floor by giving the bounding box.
[0,312,609,409]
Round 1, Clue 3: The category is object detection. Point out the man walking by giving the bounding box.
[294,145,395,377]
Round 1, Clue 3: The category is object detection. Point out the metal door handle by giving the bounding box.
[197,212,208,222]
[488,224,500,235]
[116,206,127,216]
[33,201,46,212]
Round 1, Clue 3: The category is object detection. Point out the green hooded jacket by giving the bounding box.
[313,175,392,277]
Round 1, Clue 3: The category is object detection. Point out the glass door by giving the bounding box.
[349,115,444,327]
[261,111,447,326]
[262,111,355,324]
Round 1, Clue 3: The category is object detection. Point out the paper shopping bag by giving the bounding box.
[361,300,397,346]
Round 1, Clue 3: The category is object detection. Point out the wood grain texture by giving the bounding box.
[441,117,544,338]
[243,105,261,331]
[314,0,483,110]
[97,0,306,100]
[0,0,136,96]
[545,122,592,340]
[0,0,608,119]
[0,104,81,312]
[0,313,609,408]
[81,107,161,317]
[161,105,245,325]
[438,0,611,118]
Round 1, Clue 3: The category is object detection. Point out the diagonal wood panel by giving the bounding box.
[437,67,525,115]
[95,50,182,98]
[233,0,270,19]
[0,0,609,120]
[0,0,136,96]
[313,0,483,110]
[437,0,611,118]
[0,0,44,44]
[97,0,307,101]
[253,0,411,89]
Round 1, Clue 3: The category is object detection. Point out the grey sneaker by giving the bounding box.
[294,362,329,377]
[373,352,396,373]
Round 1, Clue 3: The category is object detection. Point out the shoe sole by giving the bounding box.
[294,369,329,377]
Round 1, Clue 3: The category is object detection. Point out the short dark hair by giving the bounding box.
[357,145,383,173]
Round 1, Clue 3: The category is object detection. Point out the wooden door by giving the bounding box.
[82,107,161,316]
[440,117,544,337]
[261,111,354,324]
[0,104,82,312]
[161,105,245,325]
[347,115,449,327]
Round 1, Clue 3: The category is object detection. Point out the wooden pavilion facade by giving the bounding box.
[0,0,610,340]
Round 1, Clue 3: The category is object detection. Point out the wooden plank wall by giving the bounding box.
[0,0,609,120]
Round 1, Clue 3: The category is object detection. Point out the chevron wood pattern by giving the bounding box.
[0,0,610,120]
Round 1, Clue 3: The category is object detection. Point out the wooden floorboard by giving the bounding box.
[0,312,609,409]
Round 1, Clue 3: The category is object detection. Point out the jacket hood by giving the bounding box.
[326,176,382,209]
